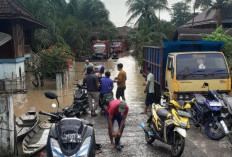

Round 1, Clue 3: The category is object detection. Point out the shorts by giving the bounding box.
[146,93,155,106]
[116,87,126,99]
[106,113,122,128]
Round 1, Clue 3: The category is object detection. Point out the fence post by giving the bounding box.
[0,95,15,156]
[56,73,62,90]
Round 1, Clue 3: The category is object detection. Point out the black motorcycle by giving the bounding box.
[40,91,96,157]
[191,90,229,140]
[72,83,88,115]
[99,91,114,112]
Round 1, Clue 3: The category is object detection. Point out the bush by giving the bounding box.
[39,44,73,78]
[204,26,232,68]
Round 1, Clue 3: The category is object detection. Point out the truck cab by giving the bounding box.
[166,52,231,100]
[142,41,231,101]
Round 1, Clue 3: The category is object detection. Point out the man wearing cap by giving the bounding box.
[82,60,93,75]
[106,100,129,150]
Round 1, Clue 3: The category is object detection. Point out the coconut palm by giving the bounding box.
[126,0,170,26]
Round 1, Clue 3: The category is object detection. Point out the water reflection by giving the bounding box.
[13,52,146,118]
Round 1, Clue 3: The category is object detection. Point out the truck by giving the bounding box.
[142,41,231,102]
[111,41,122,53]
[92,40,111,59]
[111,40,130,53]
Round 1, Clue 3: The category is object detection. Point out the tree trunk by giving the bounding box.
[191,8,196,30]
[216,9,222,28]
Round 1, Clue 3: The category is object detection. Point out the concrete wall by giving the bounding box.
[0,60,25,79]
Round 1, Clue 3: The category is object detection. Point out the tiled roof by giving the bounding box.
[0,0,46,28]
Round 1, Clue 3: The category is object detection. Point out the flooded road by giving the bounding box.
[15,52,232,157]
[14,51,146,118]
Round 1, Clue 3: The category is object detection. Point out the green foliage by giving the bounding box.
[126,0,175,66]
[171,2,192,27]
[13,0,117,56]
[39,44,73,78]
[204,26,232,68]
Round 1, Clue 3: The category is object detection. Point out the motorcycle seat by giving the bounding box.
[157,108,171,119]
[194,94,206,105]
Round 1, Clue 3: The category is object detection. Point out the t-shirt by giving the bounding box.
[83,74,99,92]
[100,77,113,94]
[94,65,105,74]
[84,63,93,73]
[147,73,154,93]
[117,70,127,88]
[107,100,129,117]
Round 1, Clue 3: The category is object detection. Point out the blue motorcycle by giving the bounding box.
[191,90,229,140]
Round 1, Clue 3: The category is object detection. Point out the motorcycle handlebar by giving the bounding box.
[39,111,59,119]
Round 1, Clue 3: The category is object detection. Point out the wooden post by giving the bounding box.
[56,73,62,90]
[0,95,15,156]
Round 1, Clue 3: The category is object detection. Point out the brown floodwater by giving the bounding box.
[13,52,146,118]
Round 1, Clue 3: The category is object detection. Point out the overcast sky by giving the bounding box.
[101,0,187,27]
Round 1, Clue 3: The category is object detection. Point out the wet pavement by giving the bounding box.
[14,52,232,156]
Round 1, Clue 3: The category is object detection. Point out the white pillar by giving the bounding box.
[56,73,62,90]
[0,95,15,156]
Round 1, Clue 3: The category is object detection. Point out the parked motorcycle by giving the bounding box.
[215,92,232,143]
[141,93,192,157]
[99,91,114,112]
[40,91,96,157]
[191,90,230,140]
[72,83,88,115]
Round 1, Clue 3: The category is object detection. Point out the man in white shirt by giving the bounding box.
[82,60,93,75]
[141,67,154,114]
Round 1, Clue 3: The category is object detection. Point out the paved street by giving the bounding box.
[16,54,232,157]
[82,103,232,157]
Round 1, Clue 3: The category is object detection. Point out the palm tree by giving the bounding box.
[126,0,170,26]
[186,0,232,28]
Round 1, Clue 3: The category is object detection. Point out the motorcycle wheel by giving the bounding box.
[205,117,225,140]
[228,133,232,144]
[144,124,155,144]
[171,133,185,157]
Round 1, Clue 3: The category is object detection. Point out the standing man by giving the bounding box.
[83,67,99,116]
[82,60,93,75]
[141,67,154,114]
[114,63,127,101]
[100,71,114,96]
[107,100,129,150]
[100,71,114,110]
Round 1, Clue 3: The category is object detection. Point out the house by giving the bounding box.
[117,26,132,38]
[174,7,232,41]
[0,0,45,80]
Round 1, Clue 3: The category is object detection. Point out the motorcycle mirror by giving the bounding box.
[52,103,57,108]
[45,91,58,99]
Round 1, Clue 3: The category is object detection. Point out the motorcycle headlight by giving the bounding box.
[180,121,188,128]
[50,138,63,157]
[76,136,92,157]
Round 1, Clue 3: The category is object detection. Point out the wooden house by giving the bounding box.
[0,0,45,79]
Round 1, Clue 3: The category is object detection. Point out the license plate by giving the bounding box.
[209,101,222,107]
[177,110,191,118]
[61,133,82,143]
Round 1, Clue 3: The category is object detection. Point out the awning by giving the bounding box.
[0,32,12,46]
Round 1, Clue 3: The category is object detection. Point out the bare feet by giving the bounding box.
[110,143,115,149]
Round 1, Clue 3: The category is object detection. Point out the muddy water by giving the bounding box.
[13,52,146,118]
